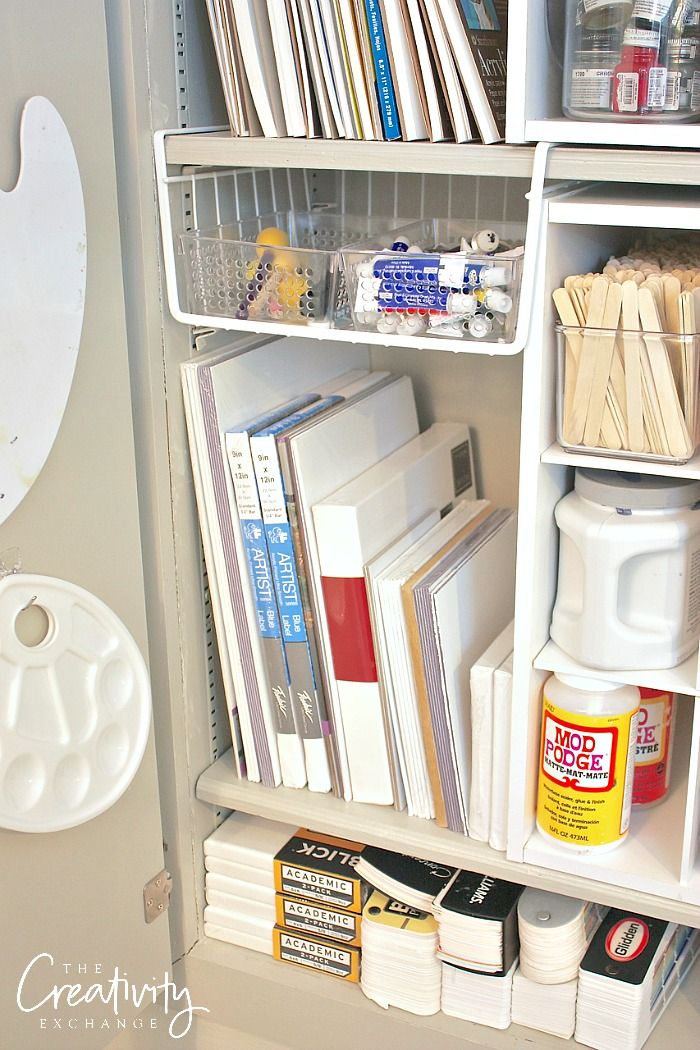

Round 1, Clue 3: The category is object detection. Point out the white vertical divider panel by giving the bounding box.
[681,698,700,894]
[508,201,632,861]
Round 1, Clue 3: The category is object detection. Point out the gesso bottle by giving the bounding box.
[537,673,640,852]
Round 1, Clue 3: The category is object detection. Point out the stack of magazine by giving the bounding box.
[205,0,508,143]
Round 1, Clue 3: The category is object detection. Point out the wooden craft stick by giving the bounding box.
[584,282,622,448]
[621,281,645,454]
[639,287,692,458]
[568,276,609,445]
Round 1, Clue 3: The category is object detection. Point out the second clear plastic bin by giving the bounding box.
[556,324,700,462]
[180,210,398,327]
[341,218,525,343]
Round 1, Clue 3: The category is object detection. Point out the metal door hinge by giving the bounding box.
[144,869,172,924]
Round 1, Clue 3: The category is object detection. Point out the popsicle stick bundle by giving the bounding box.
[553,238,700,462]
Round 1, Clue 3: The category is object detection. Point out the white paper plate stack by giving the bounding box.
[434,870,522,974]
[203,812,297,953]
[518,888,607,984]
[360,889,441,1015]
[511,968,578,1038]
[441,958,517,1029]
[576,912,700,1050]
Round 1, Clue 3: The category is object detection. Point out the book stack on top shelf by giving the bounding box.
[205,0,508,143]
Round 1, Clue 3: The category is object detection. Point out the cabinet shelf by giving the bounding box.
[163,131,700,185]
[196,749,700,926]
[183,935,700,1050]
[541,442,700,481]
[535,640,700,697]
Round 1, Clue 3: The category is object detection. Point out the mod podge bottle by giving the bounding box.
[537,673,640,852]
[632,688,676,807]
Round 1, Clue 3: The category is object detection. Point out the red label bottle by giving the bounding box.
[612,17,668,113]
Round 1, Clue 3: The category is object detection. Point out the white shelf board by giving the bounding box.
[164,131,700,185]
[548,183,700,229]
[524,706,691,898]
[526,118,700,151]
[172,309,521,356]
[535,640,700,697]
[184,935,700,1050]
[197,749,700,925]
[541,442,700,480]
[165,132,535,176]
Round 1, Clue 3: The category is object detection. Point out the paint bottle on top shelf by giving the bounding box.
[536,673,640,853]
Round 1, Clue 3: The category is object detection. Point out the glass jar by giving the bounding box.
[562,0,700,121]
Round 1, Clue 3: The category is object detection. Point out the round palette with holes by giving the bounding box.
[0,574,151,832]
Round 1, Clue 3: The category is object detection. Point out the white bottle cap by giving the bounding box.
[484,289,513,313]
[468,314,493,338]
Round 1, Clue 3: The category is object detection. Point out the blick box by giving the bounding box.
[275,892,362,946]
[272,925,361,982]
[274,828,367,912]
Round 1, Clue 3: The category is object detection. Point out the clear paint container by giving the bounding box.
[563,0,700,122]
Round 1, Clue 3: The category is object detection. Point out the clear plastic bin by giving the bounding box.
[180,210,396,327]
[562,0,700,123]
[556,324,700,462]
[341,218,525,343]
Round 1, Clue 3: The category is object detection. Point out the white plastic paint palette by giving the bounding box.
[0,574,151,832]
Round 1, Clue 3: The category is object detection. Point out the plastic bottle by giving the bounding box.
[536,673,640,852]
[612,17,667,114]
[632,688,676,807]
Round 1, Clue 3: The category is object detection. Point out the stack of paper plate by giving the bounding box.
[441,958,517,1029]
[576,912,700,1050]
[203,812,296,953]
[511,968,578,1038]
[360,889,441,1015]
[518,888,607,984]
[356,846,457,912]
[434,870,523,973]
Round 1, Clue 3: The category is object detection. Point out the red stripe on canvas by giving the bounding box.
[321,576,377,683]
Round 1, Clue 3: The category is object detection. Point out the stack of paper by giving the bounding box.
[356,846,457,911]
[360,889,441,1015]
[441,958,516,1029]
[203,812,296,953]
[366,498,487,820]
[576,912,700,1050]
[468,621,514,845]
[434,870,522,973]
[511,968,578,1039]
[518,888,607,984]
[205,0,510,143]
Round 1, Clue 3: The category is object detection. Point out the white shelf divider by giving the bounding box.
[164,133,700,186]
[196,749,700,925]
[535,639,700,697]
[541,442,700,481]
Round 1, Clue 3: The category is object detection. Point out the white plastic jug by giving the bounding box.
[551,469,700,670]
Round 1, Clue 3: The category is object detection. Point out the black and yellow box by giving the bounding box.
[272,925,361,982]
[274,828,367,912]
[275,892,362,947]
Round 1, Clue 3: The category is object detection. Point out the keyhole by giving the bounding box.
[14,604,51,647]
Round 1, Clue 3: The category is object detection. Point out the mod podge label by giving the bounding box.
[537,690,638,848]
[633,690,674,806]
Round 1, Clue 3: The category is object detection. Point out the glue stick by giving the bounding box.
[536,673,639,852]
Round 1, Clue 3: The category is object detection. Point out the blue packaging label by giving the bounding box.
[265,521,308,643]
[371,256,494,311]
[241,518,282,640]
